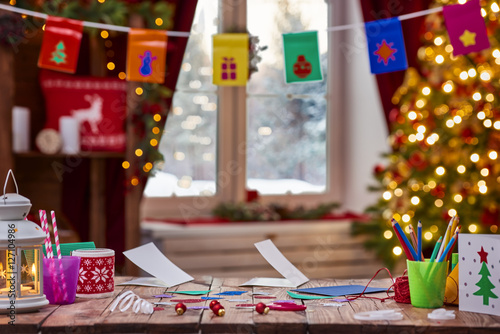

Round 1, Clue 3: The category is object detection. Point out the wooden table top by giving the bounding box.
[1,276,499,333]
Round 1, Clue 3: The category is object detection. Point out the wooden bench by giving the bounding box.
[141,220,386,279]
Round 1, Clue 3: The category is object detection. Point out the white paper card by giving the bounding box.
[123,242,193,288]
[240,239,309,287]
[459,234,500,316]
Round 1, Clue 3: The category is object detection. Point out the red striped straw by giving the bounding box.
[51,211,61,259]
[50,210,68,302]
[42,210,53,258]
[39,210,50,258]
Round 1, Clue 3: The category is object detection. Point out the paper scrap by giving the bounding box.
[165,290,212,296]
[214,291,247,296]
[153,294,173,298]
[292,285,387,297]
[242,277,297,288]
[123,242,193,288]
[287,291,332,300]
[251,291,271,296]
[188,306,209,310]
[321,303,344,307]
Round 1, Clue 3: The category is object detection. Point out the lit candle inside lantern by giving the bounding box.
[31,263,37,293]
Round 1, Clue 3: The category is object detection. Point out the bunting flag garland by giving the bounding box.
[38,16,83,74]
[212,33,249,86]
[365,17,408,75]
[442,0,489,56]
[282,31,322,83]
[126,29,168,84]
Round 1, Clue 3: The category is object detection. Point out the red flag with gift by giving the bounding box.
[38,16,84,74]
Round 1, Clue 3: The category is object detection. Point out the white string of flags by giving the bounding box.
[0,1,491,83]
[0,2,444,36]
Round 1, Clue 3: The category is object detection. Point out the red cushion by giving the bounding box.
[39,70,127,152]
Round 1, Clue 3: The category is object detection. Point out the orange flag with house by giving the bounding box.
[127,29,167,84]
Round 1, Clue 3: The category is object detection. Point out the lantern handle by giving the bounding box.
[3,169,19,202]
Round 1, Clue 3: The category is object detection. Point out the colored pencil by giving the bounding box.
[437,233,457,262]
[391,219,413,260]
[445,226,461,262]
[391,219,418,261]
[417,221,422,262]
[436,223,451,261]
[429,236,442,263]
[409,224,424,261]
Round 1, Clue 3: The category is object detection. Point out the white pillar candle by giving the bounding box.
[12,106,30,152]
[59,116,80,154]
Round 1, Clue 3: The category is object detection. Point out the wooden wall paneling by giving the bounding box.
[0,43,15,191]
[87,34,108,248]
[124,14,144,276]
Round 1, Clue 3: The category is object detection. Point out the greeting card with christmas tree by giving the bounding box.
[459,234,500,316]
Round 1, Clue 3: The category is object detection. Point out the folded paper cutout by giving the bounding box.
[123,242,193,288]
[212,33,249,86]
[240,239,309,287]
[38,16,83,74]
[365,17,408,74]
[443,0,489,56]
[282,31,323,83]
[127,28,168,83]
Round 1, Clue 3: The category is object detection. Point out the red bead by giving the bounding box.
[175,302,186,315]
[212,303,225,316]
[209,300,220,310]
[255,302,269,315]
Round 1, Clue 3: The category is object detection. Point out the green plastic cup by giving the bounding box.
[407,260,448,308]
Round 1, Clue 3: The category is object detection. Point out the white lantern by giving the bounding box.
[0,170,48,314]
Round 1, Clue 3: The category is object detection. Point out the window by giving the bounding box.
[142,0,387,218]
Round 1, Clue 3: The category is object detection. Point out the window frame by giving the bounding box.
[141,0,344,219]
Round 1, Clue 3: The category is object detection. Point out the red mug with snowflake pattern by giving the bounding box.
[72,249,115,298]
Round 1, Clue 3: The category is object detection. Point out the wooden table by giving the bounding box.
[2,276,499,333]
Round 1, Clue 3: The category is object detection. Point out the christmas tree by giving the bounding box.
[473,246,498,305]
[353,0,500,268]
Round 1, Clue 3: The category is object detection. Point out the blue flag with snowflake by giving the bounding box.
[365,17,408,74]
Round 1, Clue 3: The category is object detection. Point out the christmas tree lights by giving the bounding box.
[353,0,500,267]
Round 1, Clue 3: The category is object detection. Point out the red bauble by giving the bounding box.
[212,303,225,316]
[255,302,269,315]
[388,108,400,123]
[373,164,385,175]
[461,127,473,139]
[209,300,220,310]
[408,151,427,171]
[175,303,186,315]
[481,207,499,226]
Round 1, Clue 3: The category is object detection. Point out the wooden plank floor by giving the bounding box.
[1,276,500,333]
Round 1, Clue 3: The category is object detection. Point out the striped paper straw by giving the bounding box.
[51,211,68,302]
[42,210,54,258]
[51,211,61,259]
[39,210,50,258]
